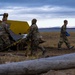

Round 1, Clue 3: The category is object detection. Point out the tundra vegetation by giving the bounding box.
[0,32,75,75]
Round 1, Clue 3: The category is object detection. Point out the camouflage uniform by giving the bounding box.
[0,13,11,50]
[26,19,45,55]
[0,23,11,50]
[58,24,71,49]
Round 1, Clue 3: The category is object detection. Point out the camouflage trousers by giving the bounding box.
[30,40,45,55]
[0,34,11,50]
[58,36,70,48]
[0,37,4,50]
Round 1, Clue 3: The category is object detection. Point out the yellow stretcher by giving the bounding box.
[7,20,30,34]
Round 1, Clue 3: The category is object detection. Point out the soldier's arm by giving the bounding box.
[26,25,34,40]
[62,26,66,36]
[62,26,66,33]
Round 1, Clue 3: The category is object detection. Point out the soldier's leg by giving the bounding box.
[58,37,63,49]
[31,46,37,56]
[64,37,73,49]
[25,41,31,56]
[1,34,10,46]
[30,40,38,56]
[37,45,46,55]
[0,37,4,50]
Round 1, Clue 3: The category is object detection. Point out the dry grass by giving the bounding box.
[0,51,41,64]
[0,32,75,75]
[0,32,75,64]
[40,32,75,48]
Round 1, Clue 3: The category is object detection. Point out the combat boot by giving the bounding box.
[58,44,62,50]
[42,50,46,55]
[68,46,74,49]
[58,48,62,50]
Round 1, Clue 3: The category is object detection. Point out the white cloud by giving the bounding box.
[0,5,75,28]
[27,18,75,28]
[1,5,75,14]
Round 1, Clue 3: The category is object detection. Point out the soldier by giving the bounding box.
[0,13,11,50]
[26,18,46,56]
[58,20,74,50]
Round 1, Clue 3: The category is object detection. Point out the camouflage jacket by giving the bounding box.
[0,22,9,36]
[60,25,66,37]
[26,24,40,41]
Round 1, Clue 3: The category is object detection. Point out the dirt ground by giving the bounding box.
[41,32,75,75]
[0,32,75,75]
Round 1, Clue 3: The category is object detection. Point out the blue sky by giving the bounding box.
[0,0,75,28]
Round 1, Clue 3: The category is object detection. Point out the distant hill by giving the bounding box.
[39,27,75,32]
